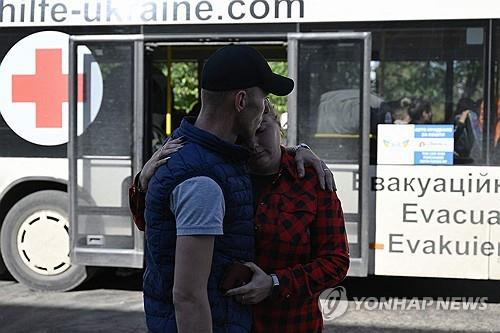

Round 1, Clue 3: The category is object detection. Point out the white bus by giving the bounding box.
[0,0,499,291]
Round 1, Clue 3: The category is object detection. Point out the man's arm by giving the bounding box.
[174,235,214,333]
[170,177,225,332]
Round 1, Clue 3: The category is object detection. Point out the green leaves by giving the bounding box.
[154,60,289,116]
[268,62,288,114]
[171,62,199,113]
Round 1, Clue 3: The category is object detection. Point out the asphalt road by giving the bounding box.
[0,269,499,332]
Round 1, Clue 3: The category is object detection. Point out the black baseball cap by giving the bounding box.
[201,45,294,96]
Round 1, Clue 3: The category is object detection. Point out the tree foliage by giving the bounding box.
[170,62,199,113]
[157,61,289,115]
[267,62,288,114]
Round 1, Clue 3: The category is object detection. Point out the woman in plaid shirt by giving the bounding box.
[225,100,350,332]
[130,100,349,332]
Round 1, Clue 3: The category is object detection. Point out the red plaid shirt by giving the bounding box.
[129,149,349,332]
[252,149,349,333]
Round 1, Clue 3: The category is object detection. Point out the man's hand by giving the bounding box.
[138,137,184,191]
[225,262,273,304]
[295,147,336,192]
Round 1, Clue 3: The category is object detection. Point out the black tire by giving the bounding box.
[0,190,89,291]
[0,256,7,277]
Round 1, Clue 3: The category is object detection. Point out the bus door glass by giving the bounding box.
[287,33,372,276]
[68,35,144,268]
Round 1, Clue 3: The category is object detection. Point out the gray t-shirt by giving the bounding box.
[169,176,225,236]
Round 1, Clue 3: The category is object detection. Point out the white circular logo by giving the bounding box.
[318,286,349,320]
[0,31,103,146]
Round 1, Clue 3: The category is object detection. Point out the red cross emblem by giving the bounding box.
[11,49,85,128]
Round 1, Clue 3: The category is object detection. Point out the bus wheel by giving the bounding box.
[0,190,88,291]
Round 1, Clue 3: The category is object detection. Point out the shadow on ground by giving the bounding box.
[74,267,144,292]
[341,275,500,303]
[324,325,493,333]
[0,304,146,333]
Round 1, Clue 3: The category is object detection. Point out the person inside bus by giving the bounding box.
[477,97,500,164]
[408,97,433,124]
[132,99,349,332]
[391,97,412,124]
[494,98,500,164]
[453,97,482,163]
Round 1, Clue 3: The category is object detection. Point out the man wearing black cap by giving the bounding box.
[141,45,294,333]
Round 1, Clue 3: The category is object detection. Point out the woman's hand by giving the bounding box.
[138,137,185,191]
[225,262,273,305]
[295,147,336,192]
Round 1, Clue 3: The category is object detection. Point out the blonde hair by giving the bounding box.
[263,98,285,137]
[264,98,280,125]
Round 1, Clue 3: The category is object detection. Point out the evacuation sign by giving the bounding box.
[377,124,454,165]
[373,165,500,279]
[0,31,103,146]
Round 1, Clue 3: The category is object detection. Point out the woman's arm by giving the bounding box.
[129,173,147,231]
[285,144,336,192]
[128,137,184,231]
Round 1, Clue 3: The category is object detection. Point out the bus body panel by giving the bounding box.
[0,158,68,198]
[0,10,498,287]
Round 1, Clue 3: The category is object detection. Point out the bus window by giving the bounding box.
[296,40,365,164]
[77,44,134,158]
[369,26,486,165]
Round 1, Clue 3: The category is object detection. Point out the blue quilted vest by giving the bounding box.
[143,118,255,332]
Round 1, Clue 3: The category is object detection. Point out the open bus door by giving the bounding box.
[287,32,372,276]
[68,35,144,268]
[66,34,287,271]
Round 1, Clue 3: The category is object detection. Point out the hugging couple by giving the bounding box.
[129,45,349,333]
